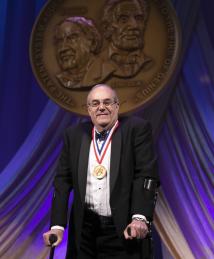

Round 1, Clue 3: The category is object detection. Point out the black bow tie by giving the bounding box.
[95,130,108,141]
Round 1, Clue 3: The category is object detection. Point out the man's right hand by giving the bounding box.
[43,229,64,247]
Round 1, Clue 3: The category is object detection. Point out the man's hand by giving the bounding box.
[43,229,64,247]
[124,219,149,240]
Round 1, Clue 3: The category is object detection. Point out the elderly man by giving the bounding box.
[55,16,101,88]
[85,0,153,84]
[43,84,159,258]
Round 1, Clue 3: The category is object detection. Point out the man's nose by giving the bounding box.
[98,103,106,110]
[127,16,138,28]
[60,36,72,49]
[61,37,69,47]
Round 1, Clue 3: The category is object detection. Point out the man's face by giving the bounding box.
[111,0,145,51]
[87,86,119,131]
[55,22,91,71]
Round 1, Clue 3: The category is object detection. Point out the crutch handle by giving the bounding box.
[49,234,57,259]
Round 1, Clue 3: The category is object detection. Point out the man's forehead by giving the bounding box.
[89,87,115,100]
[115,0,143,15]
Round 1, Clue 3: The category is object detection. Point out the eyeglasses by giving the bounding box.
[88,99,118,108]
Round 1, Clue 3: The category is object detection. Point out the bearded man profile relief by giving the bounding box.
[85,0,153,84]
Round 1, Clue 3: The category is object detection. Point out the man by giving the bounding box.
[54,16,101,88]
[43,84,159,258]
[85,0,153,84]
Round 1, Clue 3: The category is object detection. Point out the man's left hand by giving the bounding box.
[124,219,149,240]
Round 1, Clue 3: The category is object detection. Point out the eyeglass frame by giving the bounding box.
[87,98,119,109]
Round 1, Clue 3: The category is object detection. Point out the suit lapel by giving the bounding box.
[110,126,121,194]
[78,125,92,204]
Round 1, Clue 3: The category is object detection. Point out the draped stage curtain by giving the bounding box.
[0,0,213,258]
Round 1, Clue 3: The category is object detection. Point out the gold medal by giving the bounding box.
[93,165,107,179]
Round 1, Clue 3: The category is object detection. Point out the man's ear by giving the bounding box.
[116,103,120,111]
[87,106,92,116]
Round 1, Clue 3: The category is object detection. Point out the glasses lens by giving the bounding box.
[89,99,115,108]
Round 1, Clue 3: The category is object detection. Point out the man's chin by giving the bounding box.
[96,121,110,130]
[98,122,108,127]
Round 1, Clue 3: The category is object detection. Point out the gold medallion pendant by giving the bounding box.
[93,165,107,179]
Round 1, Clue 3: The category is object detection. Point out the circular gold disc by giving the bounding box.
[30,0,181,115]
[93,165,107,179]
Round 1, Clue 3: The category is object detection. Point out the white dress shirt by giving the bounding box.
[85,139,112,216]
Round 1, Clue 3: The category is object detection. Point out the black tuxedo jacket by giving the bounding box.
[50,116,158,257]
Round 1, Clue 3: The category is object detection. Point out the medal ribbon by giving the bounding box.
[95,131,109,155]
[92,120,119,164]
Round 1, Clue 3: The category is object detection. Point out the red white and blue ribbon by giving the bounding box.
[92,120,119,164]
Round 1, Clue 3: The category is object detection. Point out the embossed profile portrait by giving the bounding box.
[54,16,101,89]
[31,0,181,114]
[87,0,153,83]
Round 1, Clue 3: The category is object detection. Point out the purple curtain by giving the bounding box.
[157,10,214,258]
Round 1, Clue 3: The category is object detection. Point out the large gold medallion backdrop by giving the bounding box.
[30,0,181,115]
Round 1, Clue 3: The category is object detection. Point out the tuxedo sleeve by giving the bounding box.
[50,129,73,228]
[131,121,159,221]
